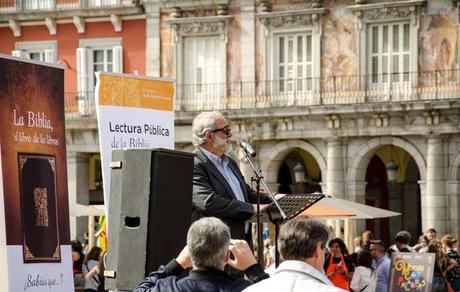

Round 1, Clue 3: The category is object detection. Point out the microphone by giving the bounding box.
[240,140,256,157]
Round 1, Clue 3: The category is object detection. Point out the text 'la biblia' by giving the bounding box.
[13,109,53,132]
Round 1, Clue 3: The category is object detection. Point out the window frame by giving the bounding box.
[168,16,231,110]
[367,22,411,86]
[273,30,314,93]
[258,11,323,100]
[78,37,122,92]
[14,40,57,63]
[354,3,421,92]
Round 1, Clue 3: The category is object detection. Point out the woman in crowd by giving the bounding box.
[324,238,355,291]
[350,236,363,265]
[442,234,460,291]
[412,235,429,253]
[83,246,103,292]
[428,240,449,291]
[361,230,374,251]
[72,240,85,288]
[350,249,374,292]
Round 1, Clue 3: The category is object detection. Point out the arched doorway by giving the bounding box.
[276,149,322,194]
[364,145,421,246]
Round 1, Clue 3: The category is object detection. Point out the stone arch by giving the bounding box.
[261,140,326,183]
[347,136,426,183]
[449,151,460,181]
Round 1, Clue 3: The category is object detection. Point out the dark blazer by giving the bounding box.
[133,259,269,292]
[192,147,272,240]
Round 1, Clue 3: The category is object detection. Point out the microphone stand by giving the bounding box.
[241,149,287,266]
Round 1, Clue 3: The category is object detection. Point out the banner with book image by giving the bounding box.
[389,252,435,292]
[0,55,73,291]
[95,72,175,212]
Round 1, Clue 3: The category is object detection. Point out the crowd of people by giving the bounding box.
[72,240,107,292]
[261,227,460,292]
[77,111,460,292]
[133,219,460,292]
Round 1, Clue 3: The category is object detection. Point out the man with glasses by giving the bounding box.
[369,240,390,292]
[243,218,346,292]
[191,111,272,242]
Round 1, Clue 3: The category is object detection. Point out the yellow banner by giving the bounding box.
[97,73,174,111]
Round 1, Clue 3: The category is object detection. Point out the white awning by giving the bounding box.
[317,196,400,219]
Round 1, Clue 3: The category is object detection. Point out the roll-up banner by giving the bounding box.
[0,54,73,291]
[95,72,175,215]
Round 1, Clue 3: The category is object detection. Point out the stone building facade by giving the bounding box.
[165,0,460,244]
[1,0,460,245]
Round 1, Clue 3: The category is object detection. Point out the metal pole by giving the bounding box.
[243,153,287,219]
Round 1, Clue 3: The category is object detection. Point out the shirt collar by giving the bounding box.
[376,256,387,266]
[274,260,334,286]
[189,268,235,280]
[199,146,229,166]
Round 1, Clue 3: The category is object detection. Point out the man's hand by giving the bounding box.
[252,204,269,214]
[176,246,192,269]
[227,239,257,271]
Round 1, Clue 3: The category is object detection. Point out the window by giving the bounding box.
[12,41,57,63]
[87,0,118,7]
[23,0,53,10]
[274,33,313,92]
[368,22,410,85]
[77,38,122,115]
[92,49,113,88]
[169,16,230,110]
[183,36,223,95]
[77,38,122,93]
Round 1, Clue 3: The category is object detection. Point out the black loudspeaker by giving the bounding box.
[105,149,194,291]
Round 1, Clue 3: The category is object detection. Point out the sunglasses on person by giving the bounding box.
[211,125,231,136]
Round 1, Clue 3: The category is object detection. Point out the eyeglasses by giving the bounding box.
[211,125,231,136]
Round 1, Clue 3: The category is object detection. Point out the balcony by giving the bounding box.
[0,0,141,20]
[64,70,460,119]
[0,0,138,12]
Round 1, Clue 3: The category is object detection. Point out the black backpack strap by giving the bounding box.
[84,262,100,285]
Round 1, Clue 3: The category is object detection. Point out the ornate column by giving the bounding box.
[67,151,90,241]
[326,139,345,198]
[144,1,161,77]
[326,139,345,237]
[447,180,460,240]
[424,137,447,234]
[348,180,367,249]
[240,2,256,96]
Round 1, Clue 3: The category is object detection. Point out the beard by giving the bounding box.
[213,135,233,154]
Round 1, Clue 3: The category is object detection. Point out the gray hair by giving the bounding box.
[370,240,386,253]
[192,111,224,146]
[279,218,330,261]
[186,217,230,269]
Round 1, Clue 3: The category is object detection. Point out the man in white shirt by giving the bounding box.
[243,218,346,292]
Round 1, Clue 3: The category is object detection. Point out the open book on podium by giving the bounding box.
[251,193,325,223]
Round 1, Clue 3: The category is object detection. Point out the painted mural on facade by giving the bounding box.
[160,12,174,79]
[322,5,357,90]
[228,6,241,85]
[419,2,457,83]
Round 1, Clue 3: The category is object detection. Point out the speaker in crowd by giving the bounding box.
[104,148,194,291]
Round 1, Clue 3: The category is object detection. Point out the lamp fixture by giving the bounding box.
[293,162,306,184]
[386,145,399,183]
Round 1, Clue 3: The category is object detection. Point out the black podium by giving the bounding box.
[252,193,325,266]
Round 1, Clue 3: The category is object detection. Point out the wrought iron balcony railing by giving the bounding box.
[64,70,460,119]
[0,0,138,13]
